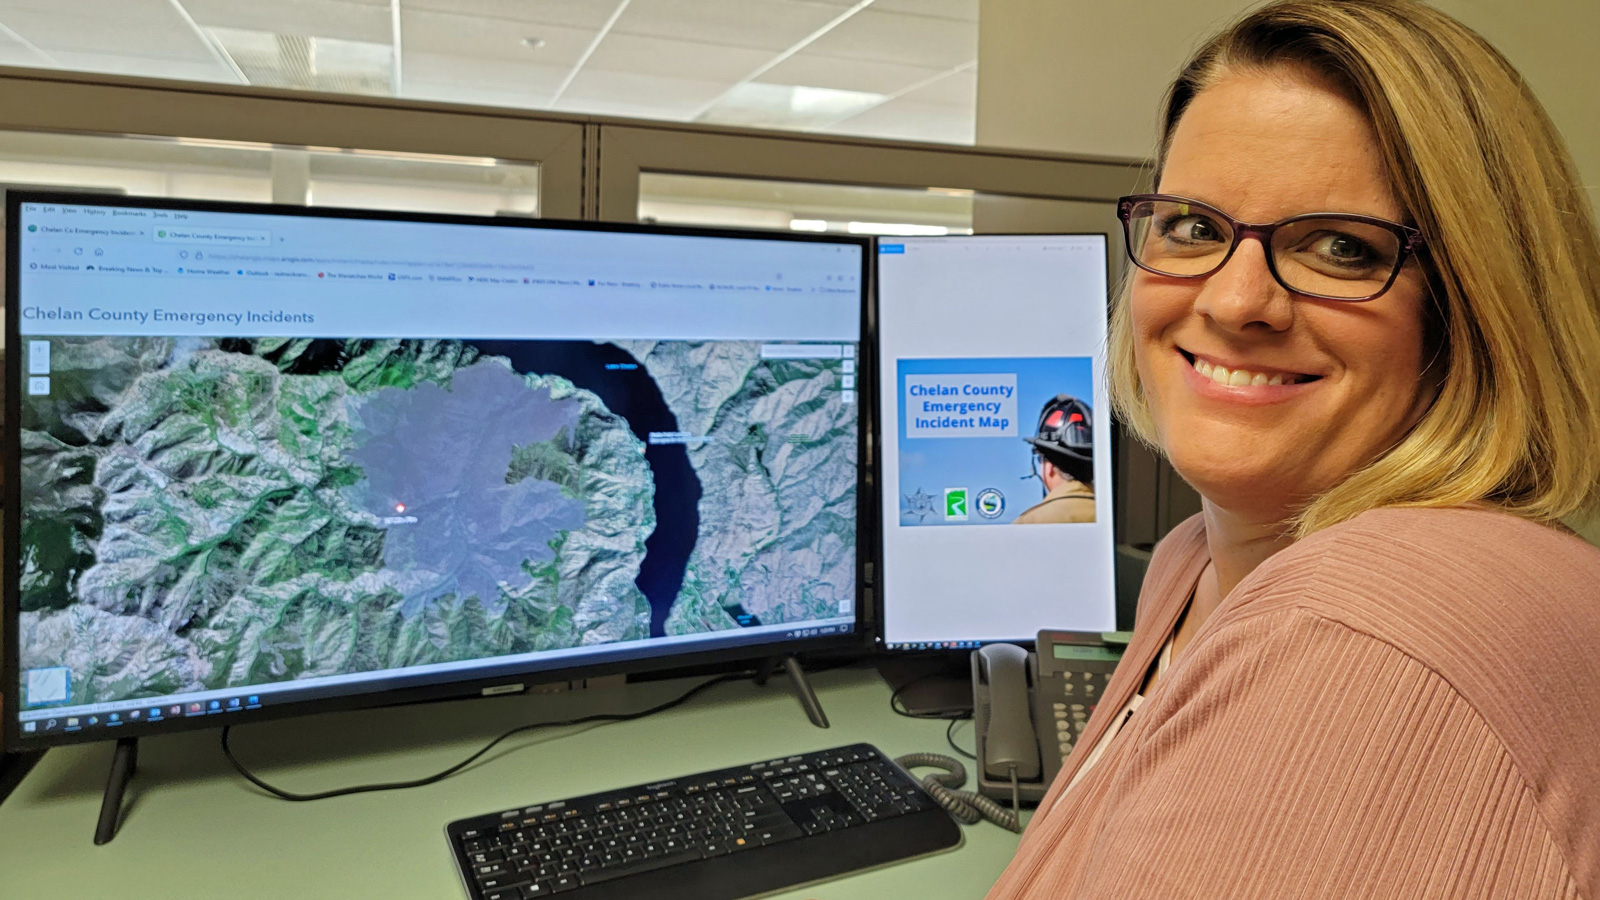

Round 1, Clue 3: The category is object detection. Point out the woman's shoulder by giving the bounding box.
[1249,505,1600,626]
[1234,506,1600,657]
[1225,507,1600,837]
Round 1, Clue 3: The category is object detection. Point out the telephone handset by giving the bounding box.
[971,630,1129,805]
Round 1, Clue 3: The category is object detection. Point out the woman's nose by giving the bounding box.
[1191,237,1294,332]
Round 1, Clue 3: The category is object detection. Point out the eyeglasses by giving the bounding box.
[1116,193,1426,301]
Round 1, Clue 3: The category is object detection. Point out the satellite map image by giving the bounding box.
[16,336,857,707]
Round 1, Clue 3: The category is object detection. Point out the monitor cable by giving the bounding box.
[220,672,747,802]
[892,752,1021,833]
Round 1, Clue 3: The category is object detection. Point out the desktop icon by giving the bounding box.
[227,698,241,709]
[208,700,221,711]
[170,705,183,717]
[188,703,204,714]
[66,717,78,728]
[23,721,36,733]
[247,695,260,706]
[87,716,99,725]
[151,708,163,718]
[108,713,120,723]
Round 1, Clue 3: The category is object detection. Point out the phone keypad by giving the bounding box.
[1048,672,1112,760]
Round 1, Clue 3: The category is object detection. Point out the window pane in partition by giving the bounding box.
[306,150,538,217]
[0,131,272,202]
[0,132,538,216]
[639,173,973,235]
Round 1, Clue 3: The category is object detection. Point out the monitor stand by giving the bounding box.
[876,653,974,718]
[94,737,138,845]
[755,656,830,729]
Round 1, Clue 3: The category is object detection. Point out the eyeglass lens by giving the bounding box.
[1125,198,1403,299]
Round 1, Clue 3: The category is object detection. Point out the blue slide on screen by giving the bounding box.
[897,356,1094,526]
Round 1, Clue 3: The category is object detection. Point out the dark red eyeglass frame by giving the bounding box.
[1116,193,1427,302]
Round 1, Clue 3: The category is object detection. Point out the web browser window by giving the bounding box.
[9,199,864,739]
[877,235,1115,648]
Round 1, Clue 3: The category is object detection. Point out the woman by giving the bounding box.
[986,2,1600,898]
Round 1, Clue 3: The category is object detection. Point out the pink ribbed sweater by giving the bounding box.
[985,507,1600,900]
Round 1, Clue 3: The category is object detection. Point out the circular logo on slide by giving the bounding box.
[976,488,1006,519]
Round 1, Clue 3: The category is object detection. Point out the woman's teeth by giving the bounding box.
[1191,356,1297,387]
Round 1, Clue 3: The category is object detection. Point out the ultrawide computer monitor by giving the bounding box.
[5,194,869,748]
[876,234,1115,649]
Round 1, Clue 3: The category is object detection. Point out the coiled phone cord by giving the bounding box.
[893,752,1022,833]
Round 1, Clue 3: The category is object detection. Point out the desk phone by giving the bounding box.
[970,630,1129,804]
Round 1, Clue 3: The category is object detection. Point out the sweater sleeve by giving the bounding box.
[1069,607,1581,900]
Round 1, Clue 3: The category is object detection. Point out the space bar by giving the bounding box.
[580,850,706,886]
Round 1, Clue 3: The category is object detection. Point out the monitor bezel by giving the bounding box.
[871,231,1116,652]
[3,189,878,750]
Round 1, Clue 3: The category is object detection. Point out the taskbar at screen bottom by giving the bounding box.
[14,619,856,744]
[884,641,985,652]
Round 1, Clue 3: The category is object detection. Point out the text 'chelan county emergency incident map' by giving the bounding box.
[18,337,856,706]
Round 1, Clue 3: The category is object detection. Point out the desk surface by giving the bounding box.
[0,667,1022,899]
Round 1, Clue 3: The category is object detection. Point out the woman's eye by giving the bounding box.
[1159,215,1226,244]
[1321,234,1369,260]
[1297,231,1378,265]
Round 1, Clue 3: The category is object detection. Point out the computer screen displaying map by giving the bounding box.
[8,198,865,743]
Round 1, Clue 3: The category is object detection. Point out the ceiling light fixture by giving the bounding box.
[521,37,546,49]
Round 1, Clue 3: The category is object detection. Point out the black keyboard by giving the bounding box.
[446,743,963,900]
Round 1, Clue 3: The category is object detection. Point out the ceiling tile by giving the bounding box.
[818,97,974,144]
[613,0,841,51]
[698,82,887,130]
[401,8,595,65]
[555,68,728,118]
[803,8,975,68]
[583,32,771,82]
[895,66,975,105]
[183,0,391,43]
[872,0,977,22]
[1,2,217,61]
[45,50,237,82]
[0,24,50,64]
[757,52,940,95]
[402,51,566,106]
[402,0,621,30]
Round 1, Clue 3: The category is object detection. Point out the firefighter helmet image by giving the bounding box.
[1014,394,1095,524]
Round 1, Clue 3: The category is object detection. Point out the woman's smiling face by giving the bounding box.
[1133,68,1437,520]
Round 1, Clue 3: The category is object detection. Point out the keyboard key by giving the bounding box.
[756,824,803,844]
[580,850,704,886]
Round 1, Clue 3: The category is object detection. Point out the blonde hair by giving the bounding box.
[1108,0,1600,535]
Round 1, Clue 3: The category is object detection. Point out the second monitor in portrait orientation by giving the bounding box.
[876,235,1115,649]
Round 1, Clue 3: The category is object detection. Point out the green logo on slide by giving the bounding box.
[944,487,969,521]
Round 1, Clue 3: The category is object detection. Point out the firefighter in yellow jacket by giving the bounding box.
[1014,394,1096,524]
